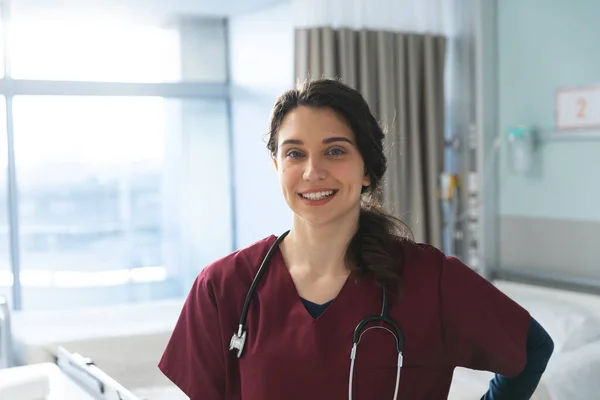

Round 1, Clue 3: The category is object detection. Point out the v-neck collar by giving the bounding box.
[271,238,353,322]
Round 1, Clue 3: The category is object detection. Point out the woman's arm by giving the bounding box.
[159,271,228,399]
[482,316,554,399]
[440,256,531,376]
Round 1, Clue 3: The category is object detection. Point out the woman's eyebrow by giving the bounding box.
[279,136,354,147]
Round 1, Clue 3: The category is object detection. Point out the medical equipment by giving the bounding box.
[0,346,144,400]
[55,346,143,400]
[228,230,405,400]
[0,295,13,368]
[506,126,536,174]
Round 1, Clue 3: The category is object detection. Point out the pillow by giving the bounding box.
[512,295,600,353]
[538,340,600,400]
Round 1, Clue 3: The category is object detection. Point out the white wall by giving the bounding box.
[493,0,600,280]
[497,0,600,222]
[228,1,294,248]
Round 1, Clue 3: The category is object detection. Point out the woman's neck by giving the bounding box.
[281,212,359,278]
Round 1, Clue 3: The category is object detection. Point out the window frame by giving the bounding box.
[0,16,235,311]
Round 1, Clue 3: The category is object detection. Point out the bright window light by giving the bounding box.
[9,20,181,82]
[12,96,165,169]
[0,267,167,288]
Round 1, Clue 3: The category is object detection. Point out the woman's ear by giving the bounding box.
[273,158,279,171]
[362,172,371,187]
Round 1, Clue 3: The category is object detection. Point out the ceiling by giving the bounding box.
[9,0,289,23]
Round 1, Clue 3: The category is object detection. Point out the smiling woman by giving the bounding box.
[266,80,411,289]
[159,78,552,400]
[274,106,370,226]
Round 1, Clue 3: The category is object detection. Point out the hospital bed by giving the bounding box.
[0,346,142,400]
[4,298,188,400]
[8,299,185,393]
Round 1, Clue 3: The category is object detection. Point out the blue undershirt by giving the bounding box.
[300,297,334,319]
[481,316,554,399]
[300,298,554,399]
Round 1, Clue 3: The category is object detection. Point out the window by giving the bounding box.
[1,15,231,310]
[9,19,227,83]
[12,96,233,310]
[0,97,10,303]
[0,21,4,78]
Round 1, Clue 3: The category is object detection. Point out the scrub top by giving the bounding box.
[159,235,530,399]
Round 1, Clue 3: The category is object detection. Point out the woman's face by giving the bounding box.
[274,106,370,226]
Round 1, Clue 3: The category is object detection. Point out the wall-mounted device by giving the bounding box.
[506,126,535,174]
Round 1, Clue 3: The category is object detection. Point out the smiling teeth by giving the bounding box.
[301,191,335,200]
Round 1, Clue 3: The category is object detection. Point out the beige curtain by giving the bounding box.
[295,27,446,248]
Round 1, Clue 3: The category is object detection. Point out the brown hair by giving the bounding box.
[267,78,413,290]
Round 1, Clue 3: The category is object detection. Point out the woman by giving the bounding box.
[159,79,553,399]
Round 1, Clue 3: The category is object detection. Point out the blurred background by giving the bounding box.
[0,0,294,311]
[0,0,599,399]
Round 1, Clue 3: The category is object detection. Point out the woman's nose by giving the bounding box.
[303,156,326,181]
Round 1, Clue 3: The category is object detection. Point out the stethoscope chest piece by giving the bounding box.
[229,326,247,358]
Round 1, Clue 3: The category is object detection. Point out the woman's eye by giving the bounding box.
[286,150,303,159]
[328,147,345,156]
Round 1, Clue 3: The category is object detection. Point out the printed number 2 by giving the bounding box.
[577,98,587,119]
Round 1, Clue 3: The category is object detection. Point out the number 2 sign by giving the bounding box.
[556,86,600,130]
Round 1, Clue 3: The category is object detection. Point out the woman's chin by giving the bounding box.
[292,207,359,228]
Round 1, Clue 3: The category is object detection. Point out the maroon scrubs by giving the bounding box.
[159,236,530,399]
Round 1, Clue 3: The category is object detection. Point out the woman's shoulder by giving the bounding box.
[399,240,444,265]
[399,240,489,291]
[399,240,461,277]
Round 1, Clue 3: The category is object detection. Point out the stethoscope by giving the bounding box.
[229,230,405,400]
